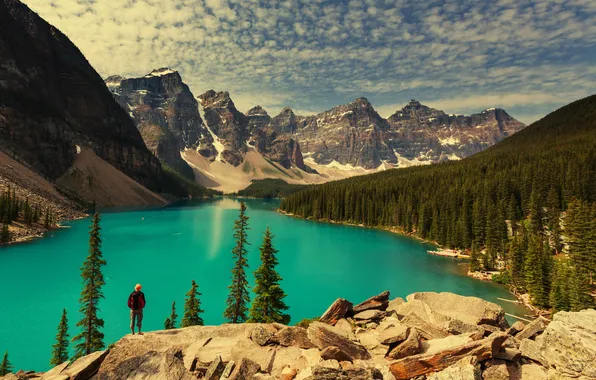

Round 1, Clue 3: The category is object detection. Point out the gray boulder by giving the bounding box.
[307,322,371,361]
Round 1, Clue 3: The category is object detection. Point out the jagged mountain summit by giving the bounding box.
[106,69,524,192]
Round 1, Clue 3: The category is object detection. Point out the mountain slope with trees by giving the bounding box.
[280,94,596,311]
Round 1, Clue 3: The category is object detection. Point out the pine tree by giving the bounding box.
[72,213,106,358]
[248,227,290,324]
[164,301,178,329]
[0,351,12,376]
[570,266,595,311]
[1,215,9,243]
[550,260,571,314]
[524,233,548,308]
[469,242,481,272]
[181,280,204,327]
[224,202,251,323]
[50,309,70,366]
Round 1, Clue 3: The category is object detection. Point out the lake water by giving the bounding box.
[0,198,528,371]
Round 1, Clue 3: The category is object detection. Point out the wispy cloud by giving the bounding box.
[22,0,596,121]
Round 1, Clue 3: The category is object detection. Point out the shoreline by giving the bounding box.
[277,209,541,318]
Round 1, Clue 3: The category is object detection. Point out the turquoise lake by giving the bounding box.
[0,198,528,371]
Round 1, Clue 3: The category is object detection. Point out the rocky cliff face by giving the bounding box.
[0,0,164,191]
[386,100,525,163]
[22,291,595,380]
[198,91,309,171]
[105,69,211,179]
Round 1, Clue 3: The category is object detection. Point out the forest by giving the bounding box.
[281,94,596,312]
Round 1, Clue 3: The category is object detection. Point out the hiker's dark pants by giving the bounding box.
[130,309,143,330]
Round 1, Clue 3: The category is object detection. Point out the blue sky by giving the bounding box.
[24,0,596,123]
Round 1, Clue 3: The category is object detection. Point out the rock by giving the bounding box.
[389,332,508,379]
[251,325,276,346]
[307,322,371,360]
[421,333,477,355]
[62,350,109,380]
[319,299,353,326]
[353,310,385,321]
[253,375,276,380]
[386,328,422,360]
[203,354,225,380]
[271,327,316,348]
[221,361,236,379]
[517,364,547,379]
[270,346,303,377]
[182,337,212,370]
[0,375,19,380]
[515,318,546,341]
[95,349,193,380]
[280,366,298,380]
[481,361,509,380]
[386,298,406,315]
[444,319,485,337]
[320,346,353,362]
[406,293,508,328]
[356,331,388,358]
[393,299,450,325]
[379,325,409,345]
[297,366,383,380]
[231,339,275,373]
[524,309,596,379]
[377,316,402,332]
[318,360,341,370]
[195,337,237,363]
[493,348,521,362]
[506,321,526,336]
[519,338,546,366]
[334,319,356,340]
[401,313,449,340]
[40,361,70,380]
[353,291,390,313]
[426,359,481,380]
[228,358,261,380]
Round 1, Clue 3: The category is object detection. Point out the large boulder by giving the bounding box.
[94,349,192,380]
[271,327,316,349]
[307,322,371,361]
[378,325,409,345]
[406,293,508,328]
[386,328,422,360]
[227,357,261,380]
[522,309,596,379]
[62,350,109,380]
[515,317,547,341]
[296,366,383,380]
[353,291,390,313]
[389,332,508,379]
[320,299,353,326]
[400,313,449,340]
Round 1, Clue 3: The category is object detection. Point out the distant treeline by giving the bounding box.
[281,94,596,312]
[0,187,57,243]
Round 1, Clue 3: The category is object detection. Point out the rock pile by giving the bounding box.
[4,292,595,380]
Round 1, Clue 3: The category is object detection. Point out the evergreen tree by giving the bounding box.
[469,242,481,272]
[72,213,106,358]
[524,234,549,308]
[224,202,251,323]
[0,351,12,376]
[50,309,70,366]
[570,266,595,311]
[181,280,204,327]
[164,301,178,329]
[1,214,9,243]
[248,227,290,324]
[550,260,571,314]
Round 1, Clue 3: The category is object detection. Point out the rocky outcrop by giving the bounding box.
[520,309,596,379]
[105,69,211,179]
[0,0,166,192]
[29,294,594,380]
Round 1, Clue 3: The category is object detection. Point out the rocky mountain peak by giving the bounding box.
[104,75,126,87]
[144,67,178,78]
[198,90,235,109]
[246,105,269,117]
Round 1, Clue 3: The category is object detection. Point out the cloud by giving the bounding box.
[20,0,596,121]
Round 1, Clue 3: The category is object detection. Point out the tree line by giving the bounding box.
[280,94,596,313]
[1,201,290,374]
[0,187,57,243]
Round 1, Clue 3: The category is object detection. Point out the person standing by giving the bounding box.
[128,284,146,335]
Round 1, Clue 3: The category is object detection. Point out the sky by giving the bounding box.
[23,0,596,124]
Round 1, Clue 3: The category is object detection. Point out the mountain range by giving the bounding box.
[105,69,525,192]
